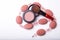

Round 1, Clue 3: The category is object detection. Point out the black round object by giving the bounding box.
[28,4,40,17]
[23,10,36,23]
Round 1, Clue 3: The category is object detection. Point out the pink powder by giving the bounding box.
[24,12,35,22]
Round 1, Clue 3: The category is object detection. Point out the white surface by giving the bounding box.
[0,0,60,40]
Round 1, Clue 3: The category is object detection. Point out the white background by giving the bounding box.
[0,0,60,40]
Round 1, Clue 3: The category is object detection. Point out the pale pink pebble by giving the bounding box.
[46,9,53,16]
[33,2,41,7]
[24,23,33,29]
[49,21,57,29]
[36,29,46,36]
[16,16,22,24]
[21,5,28,12]
[38,18,48,25]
